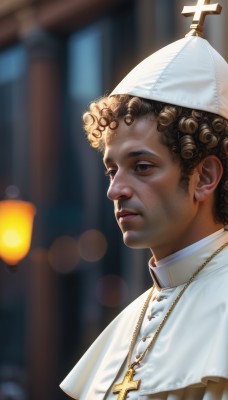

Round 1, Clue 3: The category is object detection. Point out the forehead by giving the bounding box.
[103,116,165,162]
[104,116,157,147]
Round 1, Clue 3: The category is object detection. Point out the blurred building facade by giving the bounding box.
[0,0,227,399]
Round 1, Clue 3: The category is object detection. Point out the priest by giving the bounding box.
[60,1,228,399]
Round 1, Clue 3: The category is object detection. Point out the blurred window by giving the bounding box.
[0,45,28,196]
[68,24,102,103]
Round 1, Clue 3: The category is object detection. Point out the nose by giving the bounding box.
[107,172,132,201]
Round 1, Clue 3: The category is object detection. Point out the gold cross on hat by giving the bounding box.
[182,0,222,38]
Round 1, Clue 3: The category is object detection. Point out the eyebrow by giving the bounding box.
[103,150,159,164]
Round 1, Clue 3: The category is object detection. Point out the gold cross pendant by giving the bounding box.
[112,368,140,400]
[182,0,222,38]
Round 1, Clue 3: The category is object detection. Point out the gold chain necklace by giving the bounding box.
[112,241,228,400]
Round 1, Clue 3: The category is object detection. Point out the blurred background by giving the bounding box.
[0,0,227,399]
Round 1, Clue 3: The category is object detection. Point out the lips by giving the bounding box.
[116,210,139,222]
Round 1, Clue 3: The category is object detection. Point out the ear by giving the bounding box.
[194,156,223,202]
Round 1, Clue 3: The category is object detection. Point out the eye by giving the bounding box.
[135,162,154,174]
[104,169,117,180]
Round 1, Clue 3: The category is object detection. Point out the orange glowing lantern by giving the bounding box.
[0,200,36,265]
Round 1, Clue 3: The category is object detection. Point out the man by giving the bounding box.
[61,1,228,399]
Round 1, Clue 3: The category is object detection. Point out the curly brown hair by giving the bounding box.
[83,94,228,224]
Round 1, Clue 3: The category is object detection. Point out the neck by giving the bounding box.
[151,222,224,262]
[149,229,227,289]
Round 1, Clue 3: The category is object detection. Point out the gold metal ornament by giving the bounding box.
[182,0,222,38]
[112,368,140,400]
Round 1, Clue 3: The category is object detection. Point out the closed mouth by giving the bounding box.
[116,210,139,220]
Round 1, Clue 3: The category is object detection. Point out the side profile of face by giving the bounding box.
[103,116,209,260]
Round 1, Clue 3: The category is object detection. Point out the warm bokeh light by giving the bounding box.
[48,235,80,273]
[0,200,36,265]
[95,274,128,307]
[78,229,108,262]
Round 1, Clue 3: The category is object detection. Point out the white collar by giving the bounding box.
[149,229,228,289]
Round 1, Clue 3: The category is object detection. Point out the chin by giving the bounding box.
[122,231,149,249]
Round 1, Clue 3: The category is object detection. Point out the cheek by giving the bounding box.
[148,183,189,218]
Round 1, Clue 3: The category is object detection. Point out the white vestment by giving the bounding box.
[60,229,228,399]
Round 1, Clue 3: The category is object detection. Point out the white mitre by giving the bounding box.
[111,35,228,119]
